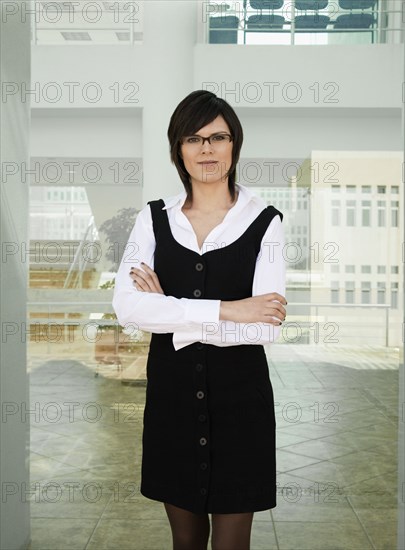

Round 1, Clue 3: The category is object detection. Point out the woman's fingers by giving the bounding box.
[129,267,154,291]
[259,294,287,323]
[129,269,147,291]
[139,263,164,293]
[129,264,164,294]
[266,305,286,323]
[268,292,287,305]
[267,301,286,321]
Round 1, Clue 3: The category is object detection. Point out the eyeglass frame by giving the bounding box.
[180,132,233,147]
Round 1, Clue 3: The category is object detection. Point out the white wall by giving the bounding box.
[239,112,401,158]
[31,111,400,162]
[30,111,142,157]
[31,44,403,109]
[31,40,403,205]
[194,44,402,108]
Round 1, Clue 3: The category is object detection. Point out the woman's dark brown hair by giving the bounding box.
[167,90,243,203]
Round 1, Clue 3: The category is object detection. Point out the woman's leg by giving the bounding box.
[210,512,254,550]
[164,502,211,550]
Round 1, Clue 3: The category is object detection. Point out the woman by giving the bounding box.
[112,90,287,550]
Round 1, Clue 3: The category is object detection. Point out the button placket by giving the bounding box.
[192,266,210,504]
[194,344,210,504]
[193,261,204,300]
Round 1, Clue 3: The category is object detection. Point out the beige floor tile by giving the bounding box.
[348,508,398,550]
[30,457,91,483]
[102,494,168,520]
[274,520,374,549]
[272,494,356,522]
[276,431,308,448]
[30,487,111,519]
[27,346,400,550]
[28,518,98,549]
[340,470,398,497]
[250,520,278,549]
[279,448,396,490]
[86,518,172,549]
[275,472,343,502]
[276,449,323,473]
[347,493,397,510]
[276,421,341,440]
[252,509,272,521]
[279,439,352,461]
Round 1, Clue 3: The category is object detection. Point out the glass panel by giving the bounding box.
[362,207,371,226]
[346,199,356,226]
[204,0,402,45]
[22,48,403,550]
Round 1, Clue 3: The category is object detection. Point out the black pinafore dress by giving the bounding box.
[140,198,283,514]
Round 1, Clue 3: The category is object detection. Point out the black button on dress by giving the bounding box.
[140,198,283,514]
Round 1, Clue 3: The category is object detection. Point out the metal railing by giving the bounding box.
[206,0,403,44]
[27,300,395,348]
[63,215,98,289]
[290,302,393,347]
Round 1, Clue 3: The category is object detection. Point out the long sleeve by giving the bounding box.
[172,213,286,348]
[112,205,221,334]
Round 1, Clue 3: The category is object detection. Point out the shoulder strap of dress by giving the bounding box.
[236,205,283,253]
[269,205,283,223]
[248,205,283,233]
[147,198,165,210]
[147,199,169,239]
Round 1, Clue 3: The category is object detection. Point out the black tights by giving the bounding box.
[164,502,254,550]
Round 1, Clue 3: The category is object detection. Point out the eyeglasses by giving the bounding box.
[181,132,233,147]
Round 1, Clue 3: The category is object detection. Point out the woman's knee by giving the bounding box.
[164,503,210,550]
[211,512,254,550]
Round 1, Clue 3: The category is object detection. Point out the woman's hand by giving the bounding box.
[129,263,164,294]
[220,293,287,324]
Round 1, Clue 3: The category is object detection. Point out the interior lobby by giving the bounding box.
[0,1,404,549]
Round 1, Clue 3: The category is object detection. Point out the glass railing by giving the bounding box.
[29,0,401,46]
[204,0,403,44]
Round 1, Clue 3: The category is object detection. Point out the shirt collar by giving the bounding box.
[161,183,266,211]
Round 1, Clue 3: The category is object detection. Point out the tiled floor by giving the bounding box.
[27,344,399,550]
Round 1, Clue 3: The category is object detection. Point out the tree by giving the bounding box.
[98,206,139,275]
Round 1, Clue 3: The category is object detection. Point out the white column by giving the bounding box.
[0,1,31,549]
[141,0,197,205]
[397,12,405,550]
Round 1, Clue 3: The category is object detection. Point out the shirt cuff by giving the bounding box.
[181,298,221,327]
[172,330,195,351]
[172,299,221,351]
[172,321,282,350]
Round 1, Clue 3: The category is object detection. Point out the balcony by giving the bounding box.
[205,0,403,44]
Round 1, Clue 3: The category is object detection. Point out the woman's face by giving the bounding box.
[179,115,233,188]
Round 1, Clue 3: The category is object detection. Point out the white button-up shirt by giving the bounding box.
[112,183,286,351]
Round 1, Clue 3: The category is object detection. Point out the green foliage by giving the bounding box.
[99,278,116,290]
[98,206,139,272]
[98,206,139,331]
